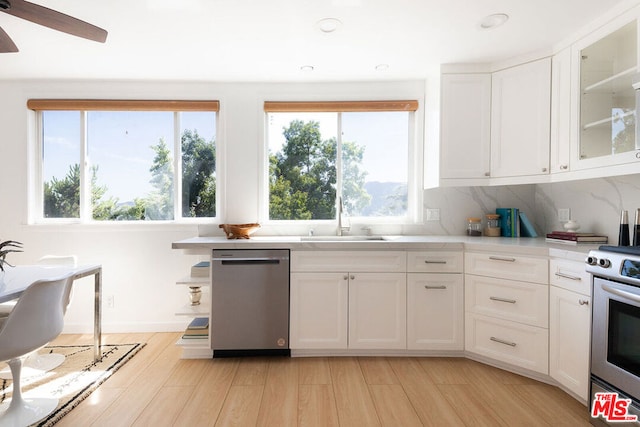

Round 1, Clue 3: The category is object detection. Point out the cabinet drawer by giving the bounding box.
[465,274,548,328]
[291,251,406,272]
[465,312,549,374]
[407,251,463,273]
[465,252,548,284]
[549,259,590,296]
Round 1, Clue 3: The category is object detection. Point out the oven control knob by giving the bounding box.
[586,256,598,266]
[598,258,611,268]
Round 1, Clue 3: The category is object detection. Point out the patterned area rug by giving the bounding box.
[0,343,145,426]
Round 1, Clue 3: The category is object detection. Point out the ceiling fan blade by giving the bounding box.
[2,0,107,43]
[0,26,18,52]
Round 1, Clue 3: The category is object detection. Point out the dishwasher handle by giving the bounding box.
[212,257,283,265]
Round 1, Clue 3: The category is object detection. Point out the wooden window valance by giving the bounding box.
[27,99,220,112]
[263,100,418,113]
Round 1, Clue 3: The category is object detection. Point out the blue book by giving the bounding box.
[496,208,519,237]
[519,212,538,237]
[187,317,209,329]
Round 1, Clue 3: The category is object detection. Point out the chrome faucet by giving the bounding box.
[337,196,350,236]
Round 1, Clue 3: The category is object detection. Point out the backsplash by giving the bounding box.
[424,174,640,243]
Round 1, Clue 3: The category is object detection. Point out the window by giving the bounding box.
[265,100,419,222]
[30,100,218,222]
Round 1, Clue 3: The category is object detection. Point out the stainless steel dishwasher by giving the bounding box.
[210,249,290,357]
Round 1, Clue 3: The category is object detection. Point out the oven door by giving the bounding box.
[592,277,640,401]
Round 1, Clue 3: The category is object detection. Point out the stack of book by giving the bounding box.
[182,317,209,340]
[495,208,538,237]
[545,231,608,245]
[190,261,210,277]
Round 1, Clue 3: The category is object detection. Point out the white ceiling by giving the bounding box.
[0,0,636,82]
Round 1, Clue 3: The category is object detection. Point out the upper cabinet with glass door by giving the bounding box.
[572,18,640,170]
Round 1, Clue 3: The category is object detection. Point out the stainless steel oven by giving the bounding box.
[587,247,640,426]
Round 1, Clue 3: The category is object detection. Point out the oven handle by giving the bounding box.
[601,283,640,304]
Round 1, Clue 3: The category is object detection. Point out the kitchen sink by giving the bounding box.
[300,235,387,241]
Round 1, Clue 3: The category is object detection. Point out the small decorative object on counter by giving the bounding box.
[563,219,580,232]
[188,286,202,305]
[619,210,630,246]
[219,223,261,239]
[467,217,482,236]
[485,214,501,237]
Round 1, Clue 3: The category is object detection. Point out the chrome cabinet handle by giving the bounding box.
[490,336,516,347]
[579,299,589,306]
[343,275,349,280]
[484,172,490,176]
[560,164,568,170]
[489,256,516,262]
[490,296,516,304]
[350,275,355,280]
[542,167,548,172]
[555,272,581,281]
[425,285,447,290]
[424,260,447,264]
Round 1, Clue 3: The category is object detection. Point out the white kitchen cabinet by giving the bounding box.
[290,251,407,351]
[549,258,591,402]
[349,272,407,349]
[289,272,348,349]
[550,47,572,174]
[407,273,464,350]
[549,286,591,402]
[465,251,549,374]
[491,58,551,178]
[440,73,491,181]
[571,17,639,172]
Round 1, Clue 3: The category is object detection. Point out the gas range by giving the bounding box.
[586,245,640,286]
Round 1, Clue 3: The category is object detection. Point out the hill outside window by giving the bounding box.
[28,99,218,222]
[264,100,419,223]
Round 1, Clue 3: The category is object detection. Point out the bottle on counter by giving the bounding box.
[467,217,482,236]
[634,208,640,246]
[619,210,630,246]
[485,214,501,237]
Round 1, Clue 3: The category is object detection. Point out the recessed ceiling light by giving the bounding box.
[479,13,509,30]
[300,65,314,72]
[316,18,342,33]
[375,64,389,71]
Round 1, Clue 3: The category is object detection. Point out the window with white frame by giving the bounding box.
[30,100,218,222]
[265,101,419,222]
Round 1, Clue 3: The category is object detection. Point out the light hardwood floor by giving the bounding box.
[50,332,592,427]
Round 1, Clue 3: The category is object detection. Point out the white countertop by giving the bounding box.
[172,235,600,258]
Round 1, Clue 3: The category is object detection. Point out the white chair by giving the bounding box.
[0,274,74,426]
[0,255,77,378]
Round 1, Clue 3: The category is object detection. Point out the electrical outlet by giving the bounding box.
[558,208,571,222]
[106,295,114,308]
[426,208,440,221]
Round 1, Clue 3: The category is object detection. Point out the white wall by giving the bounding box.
[0,79,426,333]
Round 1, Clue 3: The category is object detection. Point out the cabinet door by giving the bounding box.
[491,58,551,177]
[290,273,348,349]
[550,48,572,173]
[349,273,406,349]
[440,73,492,179]
[407,273,463,350]
[549,286,591,401]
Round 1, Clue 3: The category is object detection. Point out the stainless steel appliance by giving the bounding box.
[587,246,640,426]
[211,249,290,357]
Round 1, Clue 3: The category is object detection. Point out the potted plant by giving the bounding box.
[0,240,22,272]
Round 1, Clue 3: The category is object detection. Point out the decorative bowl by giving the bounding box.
[219,223,261,239]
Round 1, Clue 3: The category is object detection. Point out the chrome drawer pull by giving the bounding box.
[424,285,447,290]
[579,299,589,306]
[490,296,516,304]
[489,256,516,262]
[424,260,447,264]
[555,272,582,281]
[490,336,517,347]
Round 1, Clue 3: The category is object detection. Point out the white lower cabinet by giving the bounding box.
[289,272,348,349]
[464,251,549,374]
[549,257,592,401]
[465,312,549,374]
[407,273,464,350]
[349,272,407,349]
